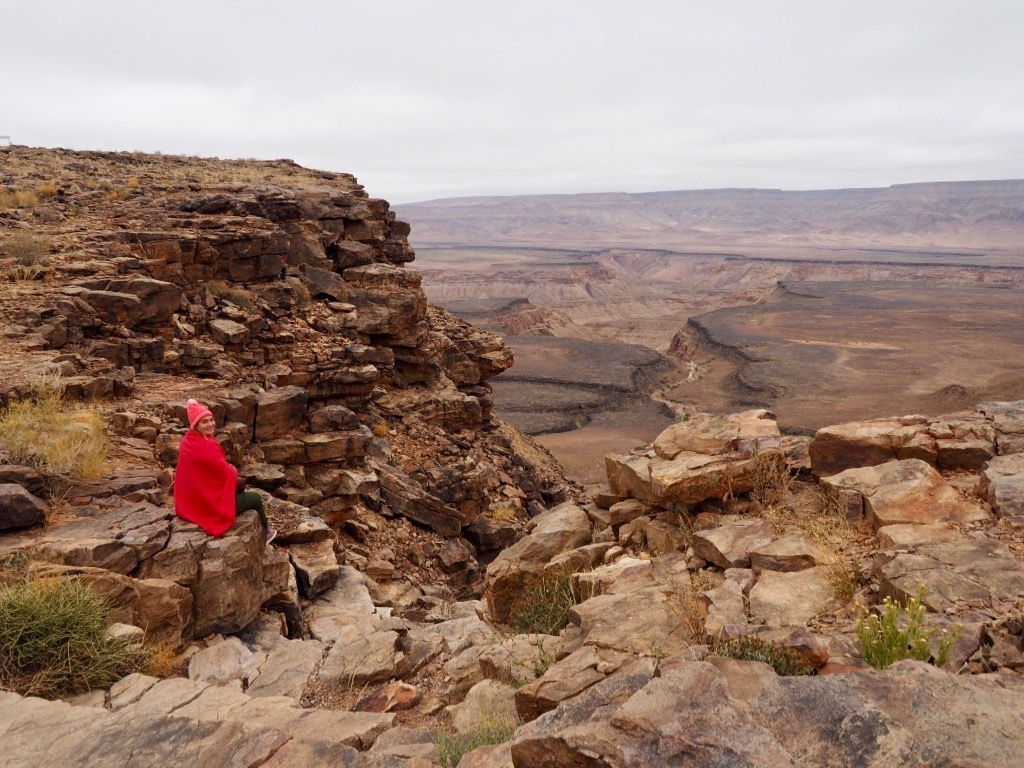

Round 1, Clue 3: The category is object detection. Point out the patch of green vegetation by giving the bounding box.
[856,586,961,669]
[0,577,152,698]
[508,570,575,635]
[433,718,518,767]
[711,635,814,676]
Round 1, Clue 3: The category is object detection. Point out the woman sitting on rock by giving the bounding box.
[174,398,276,544]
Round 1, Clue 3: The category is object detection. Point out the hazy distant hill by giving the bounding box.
[397,180,1024,257]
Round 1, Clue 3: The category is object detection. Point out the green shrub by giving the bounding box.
[508,570,574,635]
[433,718,518,768]
[855,586,961,669]
[0,578,151,697]
[711,635,814,676]
[0,384,109,481]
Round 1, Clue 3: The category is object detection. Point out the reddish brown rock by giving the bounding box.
[254,386,308,439]
[821,459,988,529]
[809,416,934,477]
[0,483,48,530]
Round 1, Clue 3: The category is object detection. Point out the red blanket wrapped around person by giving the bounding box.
[174,430,238,536]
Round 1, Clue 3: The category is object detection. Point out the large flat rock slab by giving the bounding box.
[821,458,988,529]
[877,538,1024,612]
[0,690,286,768]
[569,586,693,656]
[606,450,764,508]
[511,658,1024,767]
[748,567,836,628]
[810,416,933,476]
[693,518,776,569]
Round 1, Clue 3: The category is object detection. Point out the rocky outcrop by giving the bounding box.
[809,407,1012,477]
[510,659,1024,767]
[0,148,581,652]
[820,458,989,529]
[484,502,591,623]
[606,410,784,507]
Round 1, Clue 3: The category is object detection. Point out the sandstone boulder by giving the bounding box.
[749,533,829,573]
[605,450,767,508]
[748,567,836,628]
[76,288,142,326]
[208,318,249,346]
[377,463,463,536]
[809,416,933,476]
[190,513,269,636]
[318,626,406,689]
[254,386,308,439]
[692,517,776,569]
[979,399,1024,454]
[245,639,325,700]
[484,502,592,623]
[300,427,372,461]
[877,538,1024,612]
[289,539,340,598]
[977,453,1024,520]
[0,464,44,495]
[0,483,48,530]
[511,664,785,768]
[514,645,652,722]
[821,458,988,529]
[34,502,171,574]
[569,586,693,656]
[876,522,960,548]
[653,409,781,459]
[703,577,748,639]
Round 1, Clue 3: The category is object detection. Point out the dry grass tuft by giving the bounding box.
[142,642,183,678]
[0,381,109,482]
[666,568,715,641]
[205,280,254,309]
[750,462,861,603]
[509,568,576,635]
[0,188,41,210]
[1,232,51,266]
[750,451,794,509]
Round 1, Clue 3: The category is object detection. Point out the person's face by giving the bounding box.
[196,415,216,437]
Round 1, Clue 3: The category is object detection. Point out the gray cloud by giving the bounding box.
[3,0,1023,202]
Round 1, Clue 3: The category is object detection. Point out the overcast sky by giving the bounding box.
[3,1,1023,202]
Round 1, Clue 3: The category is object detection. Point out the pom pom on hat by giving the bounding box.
[187,399,214,430]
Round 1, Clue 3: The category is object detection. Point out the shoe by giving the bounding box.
[265,528,278,545]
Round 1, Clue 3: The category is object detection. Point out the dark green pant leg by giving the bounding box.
[235,490,269,530]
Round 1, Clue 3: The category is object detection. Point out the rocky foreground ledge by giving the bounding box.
[4,402,1024,766]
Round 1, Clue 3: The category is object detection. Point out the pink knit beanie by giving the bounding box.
[186,399,213,430]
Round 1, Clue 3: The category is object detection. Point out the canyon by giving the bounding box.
[398,181,1024,486]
